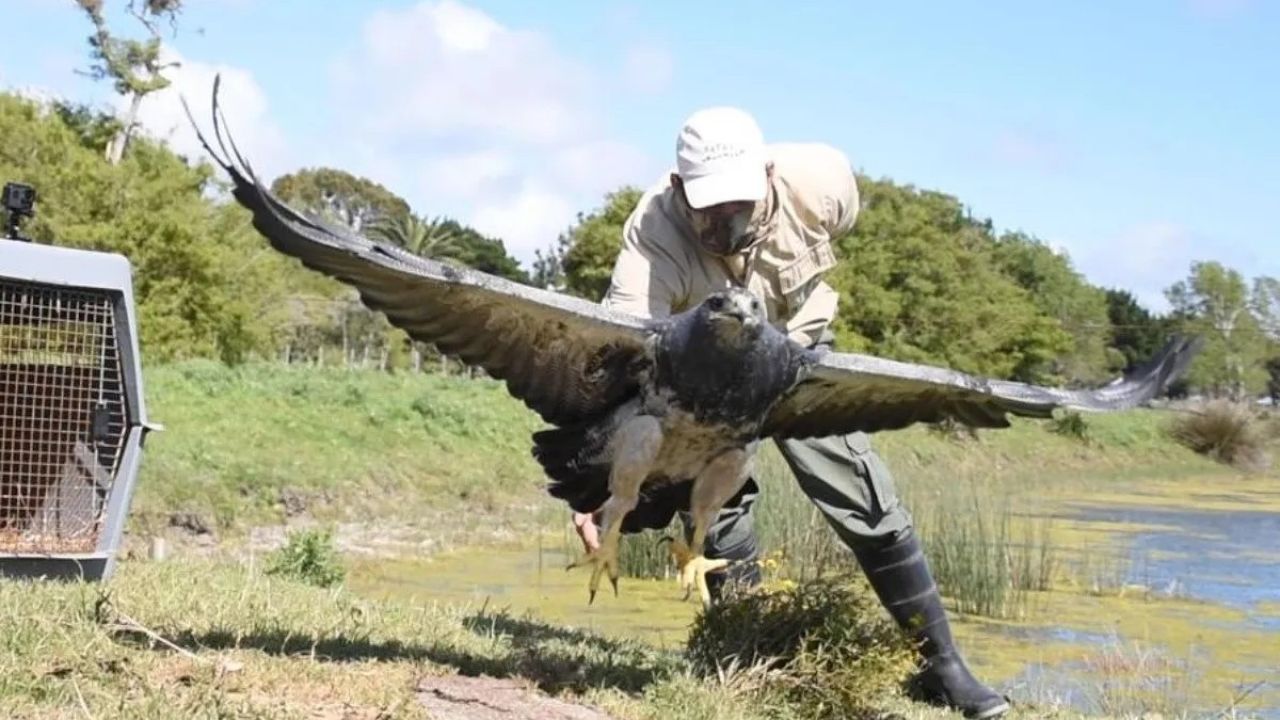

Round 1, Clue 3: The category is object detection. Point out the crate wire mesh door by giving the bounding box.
[1,237,154,580]
[0,279,129,554]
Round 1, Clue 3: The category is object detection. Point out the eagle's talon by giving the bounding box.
[567,539,621,603]
[665,537,730,608]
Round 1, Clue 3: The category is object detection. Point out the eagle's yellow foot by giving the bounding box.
[664,537,730,608]
[566,538,620,604]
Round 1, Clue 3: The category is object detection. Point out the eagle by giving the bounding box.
[184,79,1199,607]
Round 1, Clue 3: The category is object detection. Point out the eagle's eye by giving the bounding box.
[708,296,725,311]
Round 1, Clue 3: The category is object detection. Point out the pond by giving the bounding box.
[348,538,700,648]
[1067,503,1280,623]
[346,484,1280,719]
[967,497,1280,719]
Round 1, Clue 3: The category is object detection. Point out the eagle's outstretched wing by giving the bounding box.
[185,77,655,426]
[762,335,1201,440]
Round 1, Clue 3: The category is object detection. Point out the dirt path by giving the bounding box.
[416,675,616,720]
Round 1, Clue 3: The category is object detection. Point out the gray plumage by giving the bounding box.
[184,78,1201,540]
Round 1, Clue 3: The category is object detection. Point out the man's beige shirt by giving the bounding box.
[603,142,859,348]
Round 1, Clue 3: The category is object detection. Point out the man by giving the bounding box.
[571,106,1010,719]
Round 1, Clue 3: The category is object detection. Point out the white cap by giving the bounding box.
[675,106,768,209]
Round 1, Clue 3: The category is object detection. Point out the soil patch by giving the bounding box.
[416,674,616,720]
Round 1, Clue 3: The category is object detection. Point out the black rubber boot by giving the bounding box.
[853,528,1011,719]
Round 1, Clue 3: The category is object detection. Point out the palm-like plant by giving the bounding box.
[367,213,462,260]
[364,213,468,373]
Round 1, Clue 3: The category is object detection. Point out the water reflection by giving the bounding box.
[1067,503,1280,617]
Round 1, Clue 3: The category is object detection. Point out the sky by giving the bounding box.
[1,0,1277,313]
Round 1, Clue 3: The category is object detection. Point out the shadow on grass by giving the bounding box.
[106,606,679,697]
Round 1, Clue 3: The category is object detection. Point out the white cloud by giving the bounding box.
[549,140,654,195]
[326,0,659,265]
[471,182,576,258]
[419,149,519,201]
[122,45,288,178]
[120,45,288,180]
[335,0,594,147]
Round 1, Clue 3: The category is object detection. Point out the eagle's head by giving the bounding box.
[696,288,767,346]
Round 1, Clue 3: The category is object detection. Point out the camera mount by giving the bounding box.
[3,181,37,241]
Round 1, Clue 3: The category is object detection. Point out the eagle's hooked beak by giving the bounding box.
[707,293,762,330]
[730,310,760,328]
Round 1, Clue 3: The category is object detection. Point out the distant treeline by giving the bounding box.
[1,90,1276,400]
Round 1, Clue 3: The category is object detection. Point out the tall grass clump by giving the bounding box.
[685,577,917,720]
[618,528,677,579]
[604,441,1060,620]
[752,446,856,582]
[1166,400,1270,470]
[908,479,1057,619]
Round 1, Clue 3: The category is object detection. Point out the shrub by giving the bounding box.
[1166,400,1269,471]
[686,577,917,719]
[1050,410,1092,443]
[265,527,347,588]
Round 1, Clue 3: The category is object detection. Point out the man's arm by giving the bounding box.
[784,280,839,347]
[768,146,860,348]
[824,150,861,238]
[781,145,860,348]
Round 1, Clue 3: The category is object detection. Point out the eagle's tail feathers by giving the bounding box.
[535,424,610,515]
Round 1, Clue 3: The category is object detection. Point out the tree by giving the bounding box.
[558,186,643,301]
[1105,288,1169,373]
[75,0,185,165]
[1251,277,1279,404]
[266,167,417,365]
[1252,276,1280,343]
[531,241,568,290]
[991,231,1117,384]
[1266,356,1280,404]
[0,91,295,363]
[828,177,1073,382]
[270,167,411,233]
[1165,261,1269,399]
[437,220,530,284]
[50,100,123,155]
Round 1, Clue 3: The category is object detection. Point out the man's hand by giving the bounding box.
[572,511,601,553]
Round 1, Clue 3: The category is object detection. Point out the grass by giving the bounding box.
[143,362,1265,603]
[3,556,1270,720]
[29,359,1270,719]
[0,558,920,720]
[131,359,548,539]
[0,558,676,719]
[264,527,347,588]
